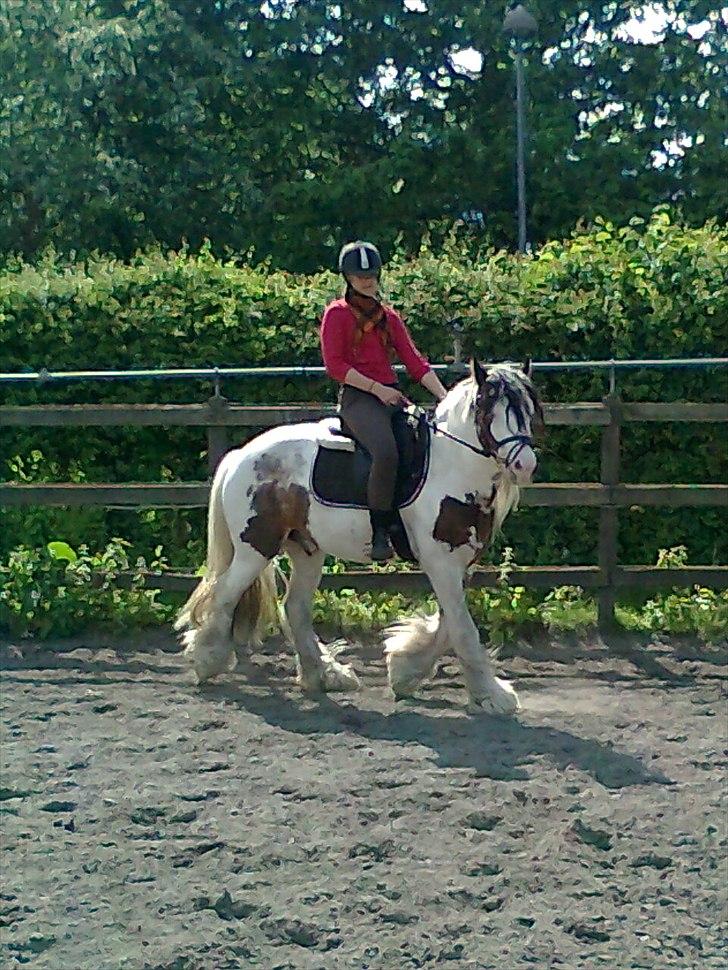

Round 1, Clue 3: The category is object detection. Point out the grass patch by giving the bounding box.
[1,542,725,643]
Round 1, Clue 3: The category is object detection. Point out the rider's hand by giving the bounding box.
[375,384,410,407]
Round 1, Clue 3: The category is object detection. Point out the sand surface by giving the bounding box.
[1,631,726,969]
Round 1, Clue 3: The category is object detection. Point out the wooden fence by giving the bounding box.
[1,396,727,629]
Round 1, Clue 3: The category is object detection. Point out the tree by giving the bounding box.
[1,0,724,269]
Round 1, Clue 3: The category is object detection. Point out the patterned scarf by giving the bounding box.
[345,284,393,354]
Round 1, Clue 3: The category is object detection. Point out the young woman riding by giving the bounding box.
[320,241,447,561]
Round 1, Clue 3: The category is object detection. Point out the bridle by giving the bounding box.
[424,416,533,469]
[415,384,535,471]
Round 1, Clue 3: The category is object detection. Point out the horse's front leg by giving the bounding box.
[423,555,520,715]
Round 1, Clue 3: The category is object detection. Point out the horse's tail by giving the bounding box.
[231,560,285,647]
[174,460,235,633]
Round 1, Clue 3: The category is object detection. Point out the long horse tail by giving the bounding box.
[231,559,286,647]
[174,460,235,633]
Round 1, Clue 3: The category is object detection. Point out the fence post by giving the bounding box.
[206,394,230,475]
[598,392,621,631]
[451,320,463,365]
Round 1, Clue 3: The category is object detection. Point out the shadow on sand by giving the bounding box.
[200,680,673,791]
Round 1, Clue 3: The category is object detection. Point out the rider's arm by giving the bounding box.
[344,369,408,405]
[320,305,354,382]
[343,368,379,392]
[386,311,430,382]
[420,369,447,402]
[387,311,446,400]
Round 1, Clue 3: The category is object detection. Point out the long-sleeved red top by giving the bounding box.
[320,298,430,385]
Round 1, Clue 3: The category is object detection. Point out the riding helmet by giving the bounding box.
[338,241,383,278]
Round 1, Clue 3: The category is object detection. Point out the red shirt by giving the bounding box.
[320,298,430,385]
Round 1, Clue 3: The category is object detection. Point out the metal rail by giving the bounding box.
[1,357,727,385]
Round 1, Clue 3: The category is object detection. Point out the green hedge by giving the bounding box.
[1,211,726,569]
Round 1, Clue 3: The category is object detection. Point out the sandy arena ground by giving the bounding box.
[1,630,726,970]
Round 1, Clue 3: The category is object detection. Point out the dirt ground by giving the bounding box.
[1,628,726,970]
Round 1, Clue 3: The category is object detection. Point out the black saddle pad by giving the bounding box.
[311,410,430,511]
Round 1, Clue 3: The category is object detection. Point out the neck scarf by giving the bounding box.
[345,284,392,352]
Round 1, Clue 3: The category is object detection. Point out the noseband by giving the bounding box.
[421,412,533,470]
[489,432,533,468]
[421,380,535,470]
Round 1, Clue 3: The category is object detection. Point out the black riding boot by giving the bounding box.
[369,509,395,562]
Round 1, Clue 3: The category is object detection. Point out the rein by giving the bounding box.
[417,409,533,468]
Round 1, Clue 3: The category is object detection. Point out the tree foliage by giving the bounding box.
[1,0,725,269]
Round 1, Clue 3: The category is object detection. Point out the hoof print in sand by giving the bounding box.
[462,811,502,831]
[41,800,76,813]
[630,852,673,870]
[567,921,611,943]
[194,890,257,921]
[348,840,395,863]
[571,818,613,851]
[260,917,326,948]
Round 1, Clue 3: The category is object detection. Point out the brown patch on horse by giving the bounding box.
[288,528,319,556]
[433,494,493,553]
[240,483,317,559]
[253,453,286,483]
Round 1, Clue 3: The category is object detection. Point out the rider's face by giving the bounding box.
[347,273,379,297]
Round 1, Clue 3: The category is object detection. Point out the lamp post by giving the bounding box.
[503,4,538,253]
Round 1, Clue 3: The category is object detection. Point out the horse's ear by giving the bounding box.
[522,357,533,378]
[470,357,488,387]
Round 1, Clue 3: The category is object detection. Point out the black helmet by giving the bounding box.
[338,241,383,277]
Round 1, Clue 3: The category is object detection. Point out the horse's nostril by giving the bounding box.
[515,460,522,470]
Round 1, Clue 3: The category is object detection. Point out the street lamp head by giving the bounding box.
[503,4,538,39]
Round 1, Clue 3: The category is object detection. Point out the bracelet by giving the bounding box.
[368,380,377,393]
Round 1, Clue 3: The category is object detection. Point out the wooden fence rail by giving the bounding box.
[2,482,725,509]
[2,397,727,630]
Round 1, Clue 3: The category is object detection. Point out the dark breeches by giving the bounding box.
[339,385,399,510]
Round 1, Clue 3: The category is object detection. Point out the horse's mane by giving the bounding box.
[436,373,475,424]
[438,363,541,425]
[436,363,541,535]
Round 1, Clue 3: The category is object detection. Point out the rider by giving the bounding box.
[320,241,447,561]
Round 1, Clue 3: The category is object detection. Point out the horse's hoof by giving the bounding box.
[392,689,414,701]
[390,681,419,700]
[194,668,218,686]
[321,662,360,693]
[385,655,417,697]
[467,678,521,716]
[386,653,434,699]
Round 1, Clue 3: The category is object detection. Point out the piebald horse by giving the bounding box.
[176,359,542,714]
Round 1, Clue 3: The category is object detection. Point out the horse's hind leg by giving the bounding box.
[284,544,360,694]
[184,546,268,684]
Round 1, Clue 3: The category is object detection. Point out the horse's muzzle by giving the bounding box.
[511,447,537,484]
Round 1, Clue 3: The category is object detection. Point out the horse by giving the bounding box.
[175,358,543,715]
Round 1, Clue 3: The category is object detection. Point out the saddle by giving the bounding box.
[311,409,431,562]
